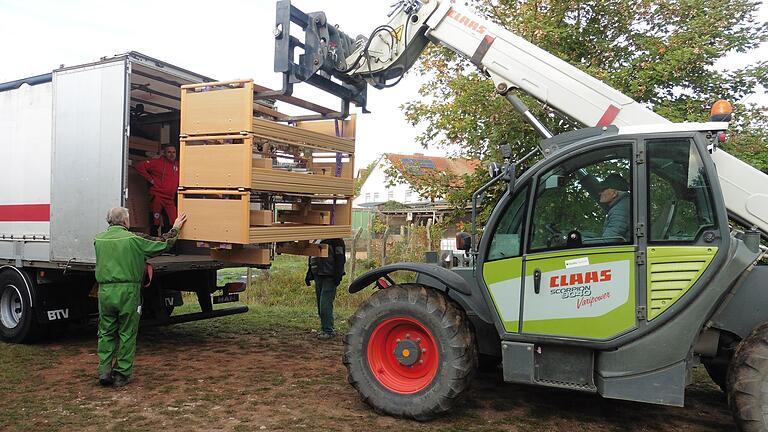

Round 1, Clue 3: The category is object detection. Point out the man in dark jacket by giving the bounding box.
[305,238,346,340]
[598,173,631,241]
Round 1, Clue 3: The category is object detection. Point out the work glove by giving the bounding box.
[305,274,312,287]
[334,277,343,286]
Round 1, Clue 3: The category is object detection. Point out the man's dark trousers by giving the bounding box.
[314,276,338,334]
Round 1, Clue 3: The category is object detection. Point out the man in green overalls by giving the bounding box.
[94,207,186,387]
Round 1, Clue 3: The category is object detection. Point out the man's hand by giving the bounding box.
[172,213,188,231]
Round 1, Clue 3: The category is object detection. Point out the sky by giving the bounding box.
[0,0,765,171]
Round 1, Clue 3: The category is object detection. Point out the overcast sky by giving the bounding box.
[0,0,765,170]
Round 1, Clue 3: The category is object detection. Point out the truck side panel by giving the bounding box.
[50,59,128,264]
[0,79,53,262]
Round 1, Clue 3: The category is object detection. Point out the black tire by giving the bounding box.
[343,284,477,421]
[703,360,727,393]
[0,269,44,343]
[727,322,768,431]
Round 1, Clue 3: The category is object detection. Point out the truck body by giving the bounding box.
[0,52,248,342]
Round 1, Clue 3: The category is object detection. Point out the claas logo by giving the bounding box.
[447,9,487,35]
[550,270,612,288]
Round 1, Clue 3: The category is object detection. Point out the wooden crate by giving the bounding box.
[178,190,250,244]
[180,135,253,189]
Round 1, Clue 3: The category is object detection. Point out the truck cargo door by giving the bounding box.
[50,58,128,264]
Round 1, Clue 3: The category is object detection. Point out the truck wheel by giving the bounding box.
[343,284,477,421]
[727,322,768,431]
[0,270,43,343]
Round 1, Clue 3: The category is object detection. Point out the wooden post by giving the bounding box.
[366,211,373,259]
[349,228,362,285]
[381,225,391,266]
[427,218,433,251]
[246,267,252,288]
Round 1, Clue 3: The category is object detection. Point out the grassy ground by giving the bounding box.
[0,305,736,432]
[0,256,738,431]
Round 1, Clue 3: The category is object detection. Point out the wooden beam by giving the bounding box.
[278,210,331,225]
[276,242,329,257]
[250,224,351,243]
[211,247,271,265]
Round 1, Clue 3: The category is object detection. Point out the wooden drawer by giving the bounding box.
[178,190,250,244]
[180,135,253,188]
[181,80,253,135]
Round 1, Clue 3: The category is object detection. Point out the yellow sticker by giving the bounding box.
[393,25,404,42]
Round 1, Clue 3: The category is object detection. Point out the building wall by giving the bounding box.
[353,160,429,208]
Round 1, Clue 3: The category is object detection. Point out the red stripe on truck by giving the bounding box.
[0,204,51,222]
[596,105,621,126]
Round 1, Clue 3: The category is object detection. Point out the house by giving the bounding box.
[353,153,479,208]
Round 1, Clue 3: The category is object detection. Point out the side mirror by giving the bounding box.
[456,232,472,252]
[488,162,501,178]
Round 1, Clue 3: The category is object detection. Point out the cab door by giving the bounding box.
[480,182,531,334]
[520,143,638,340]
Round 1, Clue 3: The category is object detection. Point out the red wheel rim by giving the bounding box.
[367,316,439,394]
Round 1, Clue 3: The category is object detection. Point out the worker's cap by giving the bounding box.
[599,173,629,192]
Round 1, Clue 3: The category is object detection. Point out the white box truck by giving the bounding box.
[0,52,249,342]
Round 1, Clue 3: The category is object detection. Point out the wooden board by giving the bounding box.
[129,136,160,153]
[250,210,274,226]
[180,136,253,188]
[181,81,253,135]
[276,242,329,257]
[250,117,355,154]
[211,247,271,265]
[295,114,356,139]
[278,209,331,225]
[252,168,354,196]
[250,224,351,243]
[178,191,250,244]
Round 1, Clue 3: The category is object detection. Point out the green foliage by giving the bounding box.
[355,157,381,195]
[402,0,768,224]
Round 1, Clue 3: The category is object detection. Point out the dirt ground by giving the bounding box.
[0,314,736,432]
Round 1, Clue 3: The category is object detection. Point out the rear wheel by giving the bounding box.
[0,269,43,343]
[343,284,477,420]
[728,322,768,431]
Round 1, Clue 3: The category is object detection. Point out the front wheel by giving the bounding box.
[343,284,477,420]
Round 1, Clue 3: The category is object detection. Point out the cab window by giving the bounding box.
[647,138,716,242]
[529,145,633,252]
[487,183,530,261]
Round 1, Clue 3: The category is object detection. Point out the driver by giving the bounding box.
[599,173,631,241]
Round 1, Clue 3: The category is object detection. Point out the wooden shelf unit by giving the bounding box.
[176,79,357,259]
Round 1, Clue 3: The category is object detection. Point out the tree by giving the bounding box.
[402,0,768,224]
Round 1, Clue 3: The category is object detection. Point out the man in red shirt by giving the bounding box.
[134,144,179,234]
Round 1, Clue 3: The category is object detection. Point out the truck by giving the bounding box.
[0,51,350,343]
[270,1,768,430]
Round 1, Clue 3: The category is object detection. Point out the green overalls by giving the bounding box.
[94,225,178,378]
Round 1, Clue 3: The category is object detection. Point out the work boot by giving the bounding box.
[98,371,114,386]
[317,331,336,340]
[112,372,133,388]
